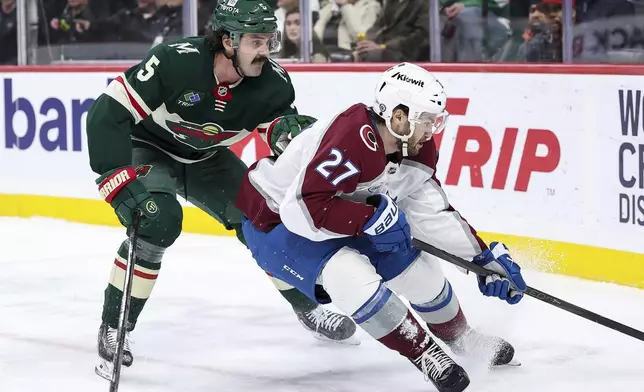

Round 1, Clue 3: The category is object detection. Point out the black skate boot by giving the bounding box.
[94,323,134,380]
[296,305,360,345]
[444,326,519,367]
[411,339,470,392]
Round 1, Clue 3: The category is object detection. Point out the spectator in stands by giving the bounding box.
[274,0,319,38]
[278,7,328,62]
[44,0,115,22]
[354,0,430,62]
[48,0,101,44]
[0,0,16,64]
[153,0,183,40]
[152,0,213,39]
[313,0,380,62]
[440,0,512,62]
[521,0,573,62]
[99,0,167,43]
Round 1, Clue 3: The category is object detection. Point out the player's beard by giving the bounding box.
[405,128,427,156]
[401,139,422,156]
[405,122,434,156]
[393,123,422,156]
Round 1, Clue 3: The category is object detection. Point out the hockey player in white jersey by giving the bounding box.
[235,63,527,392]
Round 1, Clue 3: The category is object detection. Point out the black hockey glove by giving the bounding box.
[96,167,160,228]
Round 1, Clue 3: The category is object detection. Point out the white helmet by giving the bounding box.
[373,62,449,156]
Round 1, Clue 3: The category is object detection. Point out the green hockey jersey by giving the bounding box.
[86,36,297,175]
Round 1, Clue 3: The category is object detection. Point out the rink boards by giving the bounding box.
[0,63,643,288]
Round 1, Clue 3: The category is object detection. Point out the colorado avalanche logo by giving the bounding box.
[360,124,378,152]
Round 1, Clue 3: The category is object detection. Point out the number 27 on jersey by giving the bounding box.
[315,148,361,187]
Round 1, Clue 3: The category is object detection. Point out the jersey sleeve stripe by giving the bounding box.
[105,75,151,123]
[117,75,150,120]
[256,120,274,148]
[256,121,272,133]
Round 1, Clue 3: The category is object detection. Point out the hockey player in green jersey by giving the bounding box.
[88,0,358,378]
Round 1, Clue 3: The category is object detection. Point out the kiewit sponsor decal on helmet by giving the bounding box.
[391,72,425,87]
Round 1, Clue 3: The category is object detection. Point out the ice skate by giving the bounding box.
[445,326,520,367]
[296,305,360,345]
[411,339,470,392]
[94,323,134,381]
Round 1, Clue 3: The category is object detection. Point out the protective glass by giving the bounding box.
[409,109,449,141]
[235,32,281,54]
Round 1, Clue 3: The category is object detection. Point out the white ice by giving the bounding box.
[1,217,643,392]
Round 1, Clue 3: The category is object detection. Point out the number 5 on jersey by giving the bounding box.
[315,148,360,186]
[137,55,160,82]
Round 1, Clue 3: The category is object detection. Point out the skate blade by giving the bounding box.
[491,358,521,368]
[310,331,361,346]
[95,359,114,381]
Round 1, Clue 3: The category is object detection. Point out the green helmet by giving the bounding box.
[211,0,281,53]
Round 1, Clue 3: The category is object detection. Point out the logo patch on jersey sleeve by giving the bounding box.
[360,125,378,152]
[177,90,204,107]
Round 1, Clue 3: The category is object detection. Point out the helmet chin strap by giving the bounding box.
[386,120,415,157]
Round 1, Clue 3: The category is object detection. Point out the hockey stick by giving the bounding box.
[110,210,142,392]
[411,238,644,343]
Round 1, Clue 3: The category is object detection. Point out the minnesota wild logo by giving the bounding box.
[134,164,153,178]
[166,120,239,150]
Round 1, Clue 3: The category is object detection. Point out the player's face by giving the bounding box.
[237,33,273,77]
[406,112,439,156]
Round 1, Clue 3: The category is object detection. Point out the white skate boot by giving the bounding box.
[445,326,520,367]
[94,323,134,380]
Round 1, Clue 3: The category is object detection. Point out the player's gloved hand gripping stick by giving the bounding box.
[97,167,160,228]
[412,238,644,343]
[473,242,527,305]
[363,194,412,253]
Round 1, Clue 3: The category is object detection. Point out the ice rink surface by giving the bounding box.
[1,217,643,392]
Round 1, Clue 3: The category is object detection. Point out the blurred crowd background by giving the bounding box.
[1,0,644,65]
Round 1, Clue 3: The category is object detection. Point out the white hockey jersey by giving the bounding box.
[235,103,485,261]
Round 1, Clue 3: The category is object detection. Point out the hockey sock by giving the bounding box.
[410,279,468,341]
[101,239,165,330]
[279,288,318,312]
[353,282,430,359]
[266,273,318,313]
